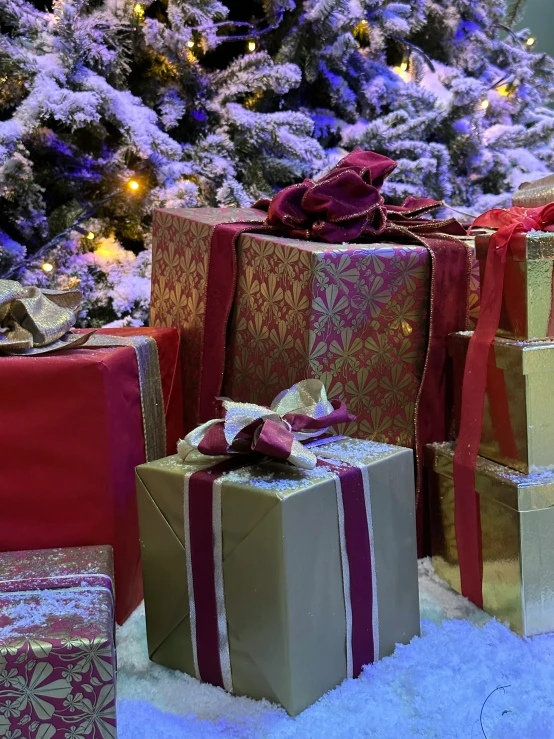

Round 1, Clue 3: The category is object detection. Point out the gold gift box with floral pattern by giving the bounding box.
[150,207,480,444]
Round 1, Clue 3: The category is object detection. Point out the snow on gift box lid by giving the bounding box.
[0,545,114,595]
[0,546,117,739]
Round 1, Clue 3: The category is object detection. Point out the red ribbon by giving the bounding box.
[195,149,473,555]
[453,203,554,607]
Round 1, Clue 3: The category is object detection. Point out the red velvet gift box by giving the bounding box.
[0,327,183,624]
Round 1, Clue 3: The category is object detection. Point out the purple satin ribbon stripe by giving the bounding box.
[187,465,226,689]
[319,459,376,673]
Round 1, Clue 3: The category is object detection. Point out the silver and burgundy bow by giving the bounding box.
[177,379,355,470]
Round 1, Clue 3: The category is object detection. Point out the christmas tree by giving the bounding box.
[1,0,553,326]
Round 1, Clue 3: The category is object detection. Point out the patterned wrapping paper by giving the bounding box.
[0,547,116,739]
[150,208,480,444]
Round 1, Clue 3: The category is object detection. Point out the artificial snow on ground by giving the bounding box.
[116,559,554,738]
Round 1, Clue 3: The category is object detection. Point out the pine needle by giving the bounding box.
[506,0,528,29]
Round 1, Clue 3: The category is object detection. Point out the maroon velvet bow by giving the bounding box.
[254,149,465,244]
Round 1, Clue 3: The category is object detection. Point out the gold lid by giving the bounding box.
[427,441,554,511]
[449,331,554,375]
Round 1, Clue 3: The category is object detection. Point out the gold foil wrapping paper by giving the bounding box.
[450,331,554,473]
[475,232,554,340]
[135,438,420,715]
[427,442,554,636]
[512,174,554,209]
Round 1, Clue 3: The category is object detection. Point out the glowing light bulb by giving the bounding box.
[393,65,410,82]
[133,3,144,18]
[42,262,54,273]
[86,231,95,240]
[247,40,256,52]
[128,180,140,191]
[187,40,195,48]
[480,99,490,110]
[497,84,510,97]
[526,36,536,46]
[353,19,370,45]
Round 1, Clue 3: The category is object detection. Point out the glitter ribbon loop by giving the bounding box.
[0,278,89,353]
[178,379,355,470]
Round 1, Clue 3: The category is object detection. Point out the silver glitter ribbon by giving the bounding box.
[0,279,88,353]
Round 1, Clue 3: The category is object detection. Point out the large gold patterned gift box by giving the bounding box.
[150,207,480,441]
[450,331,554,473]
[135,438,420,716]
[475,230,554,340]
[427,442,554,636]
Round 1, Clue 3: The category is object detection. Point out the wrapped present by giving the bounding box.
[512,173,554,209]
[450,331,554,474]
[150,150,479,554]
[135,381,419,716]
[475,228,554,340]
[427,442,554,636]
[0,545,116,738]
[448,203,554,609]
[0,284,184,623]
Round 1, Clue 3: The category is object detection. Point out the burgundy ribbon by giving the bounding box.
[453,203,554,607]
[317,458,377,675]
[195,148,473,555]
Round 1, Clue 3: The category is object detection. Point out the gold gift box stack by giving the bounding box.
[427,184,554,637]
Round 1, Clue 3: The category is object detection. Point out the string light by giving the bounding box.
[133,3,144,19]
[393,64,410,82]
[86,231,95,240]
[480,99,490,110]
[247,40,257,52]
[187,40,195,48]
[353,19,370,46]
[128,179,140,191]
[496,84,511,97]
[42,262,54,273]
[526,37,536,47]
